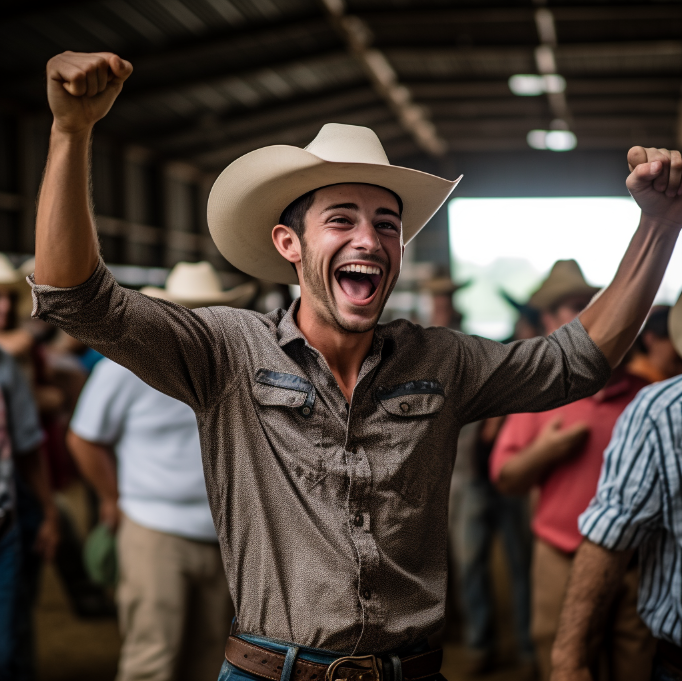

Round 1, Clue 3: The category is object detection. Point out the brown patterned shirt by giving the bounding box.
[30,261,610,654]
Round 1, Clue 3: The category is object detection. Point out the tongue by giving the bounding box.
[339,275,373,300]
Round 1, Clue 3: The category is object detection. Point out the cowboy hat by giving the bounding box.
[207,123,462,285]
[528,260,601,311]
[668,293,682,358]
[420,277,471,296]
[0,253,33,321]
[140,261,257,309]
[0,254,22,287]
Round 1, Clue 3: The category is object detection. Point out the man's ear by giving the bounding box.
[272,224,302,266]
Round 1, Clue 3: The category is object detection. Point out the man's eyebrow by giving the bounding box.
[322,203,358,212]
[376,207,401,220]
[321,203,401,220]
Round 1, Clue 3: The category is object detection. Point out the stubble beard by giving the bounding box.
[299,240,399,335]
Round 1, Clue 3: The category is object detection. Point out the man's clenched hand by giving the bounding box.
[627,146,682,228]
[47,51,133,134]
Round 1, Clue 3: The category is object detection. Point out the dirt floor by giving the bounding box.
[34,484,534,681]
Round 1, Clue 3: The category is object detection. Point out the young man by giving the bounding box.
[490,260,654,681]
[30,51,682,680]
[551,293,682,681]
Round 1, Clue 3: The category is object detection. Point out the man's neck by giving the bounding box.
[296,299,374,404]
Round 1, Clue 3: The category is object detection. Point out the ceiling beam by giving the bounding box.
[146,86,381,153]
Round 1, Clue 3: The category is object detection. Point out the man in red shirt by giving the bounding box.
[490,260,655,681]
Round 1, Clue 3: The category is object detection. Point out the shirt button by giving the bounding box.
[362,589,371,600]
[400,402,410,413]
[354,513,364,527]
[301,406,311,416]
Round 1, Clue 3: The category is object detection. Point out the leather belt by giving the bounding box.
[224,636,443,681]
[658,639,682,673]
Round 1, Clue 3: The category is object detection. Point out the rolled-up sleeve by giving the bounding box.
[578,393,662,550]
[458,317,611,423]
[29,260,237,411]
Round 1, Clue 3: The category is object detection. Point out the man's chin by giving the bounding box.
[333,301,383,333]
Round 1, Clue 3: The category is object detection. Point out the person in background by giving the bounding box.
[67,261,254,681]
[490,260,656,681]
[0,345,59,679]
[628,305,682,383]
[448,290,540,675]
[551,291,682,681]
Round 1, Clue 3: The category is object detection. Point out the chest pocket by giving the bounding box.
[253,369,326,488]
[375,380,445,505]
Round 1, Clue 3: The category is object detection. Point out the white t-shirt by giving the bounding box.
[70,359,216,541]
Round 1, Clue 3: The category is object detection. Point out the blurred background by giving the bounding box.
[1,1,681,680]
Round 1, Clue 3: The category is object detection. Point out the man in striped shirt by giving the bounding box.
[551,296,682,681]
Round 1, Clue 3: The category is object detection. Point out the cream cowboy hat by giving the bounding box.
[141,261,257,309]
[0,254,22,287]
[528,259,601,311]
[667,292,682,358]
[207,123,462,285]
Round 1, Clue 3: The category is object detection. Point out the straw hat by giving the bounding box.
[0,254,22,287]
[141,261,257,309]
[207,123,462,285]
[668,293,682,358]
[528,260,600,311]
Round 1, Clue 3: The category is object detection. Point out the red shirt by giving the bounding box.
[489,371,648,553]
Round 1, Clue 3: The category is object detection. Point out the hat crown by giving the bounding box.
[0,253,20,285]
[304,123,390,166]
[165,261,222,297]
[544,259,589,287]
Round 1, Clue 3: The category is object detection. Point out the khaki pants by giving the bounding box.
[116,515,234,681]
[531,538,655,681]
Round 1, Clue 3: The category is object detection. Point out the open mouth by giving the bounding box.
[334,263,384,304]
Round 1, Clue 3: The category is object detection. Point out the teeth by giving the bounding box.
[338,264,382,275]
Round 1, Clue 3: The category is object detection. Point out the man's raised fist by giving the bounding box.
[626,146,682,228]
[46,51,133,134]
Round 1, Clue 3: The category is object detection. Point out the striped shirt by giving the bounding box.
[579,375,682,645]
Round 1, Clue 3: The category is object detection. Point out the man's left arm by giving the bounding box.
[580,146,682,367]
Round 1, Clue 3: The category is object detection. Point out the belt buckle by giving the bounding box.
[325,655,380,681]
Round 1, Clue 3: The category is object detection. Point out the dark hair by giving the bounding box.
[278,183,404,240]
[643,306,670,339]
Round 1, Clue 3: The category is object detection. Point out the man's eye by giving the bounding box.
[377,221,398,231]
[330,216,352,224]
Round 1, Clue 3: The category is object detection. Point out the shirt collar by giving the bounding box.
[277,298,387,359]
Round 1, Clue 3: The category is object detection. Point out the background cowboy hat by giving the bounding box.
[528,259,601,311]
[141,261,257,309]
[207,123,461,285]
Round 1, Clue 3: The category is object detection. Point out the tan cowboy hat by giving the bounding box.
[140,261,257,309]
[668,292,682,358]
[420,277,471,296]
[207,123,462,285]
[0,254,33,320]
[0,254,22,287]
[528,259,601,311]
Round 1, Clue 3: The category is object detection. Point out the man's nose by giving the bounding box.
[351,218,381,252]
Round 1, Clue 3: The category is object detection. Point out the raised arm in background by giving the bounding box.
[550,540,633,681]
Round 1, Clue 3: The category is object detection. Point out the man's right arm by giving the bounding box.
[32,53,238,410]
[550,540,632,681]
[35,52,132,288]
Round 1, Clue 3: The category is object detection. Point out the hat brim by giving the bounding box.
[207,145,461,285]
[140,281,257,310]
[528,284,601,311]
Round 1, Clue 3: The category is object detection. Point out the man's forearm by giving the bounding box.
[495,441,556,494]
[66,430,118,503]
[580,216,679,368]
[34,126,100,288]
[551,540,632,678]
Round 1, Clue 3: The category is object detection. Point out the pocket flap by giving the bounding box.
[376,380,444,417]
[254,369,315,416]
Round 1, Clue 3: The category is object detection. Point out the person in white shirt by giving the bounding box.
[67,261,255,681]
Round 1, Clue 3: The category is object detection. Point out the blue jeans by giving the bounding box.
[0,522,21,678]
[452,478,533,657]
[217,634,438,681]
